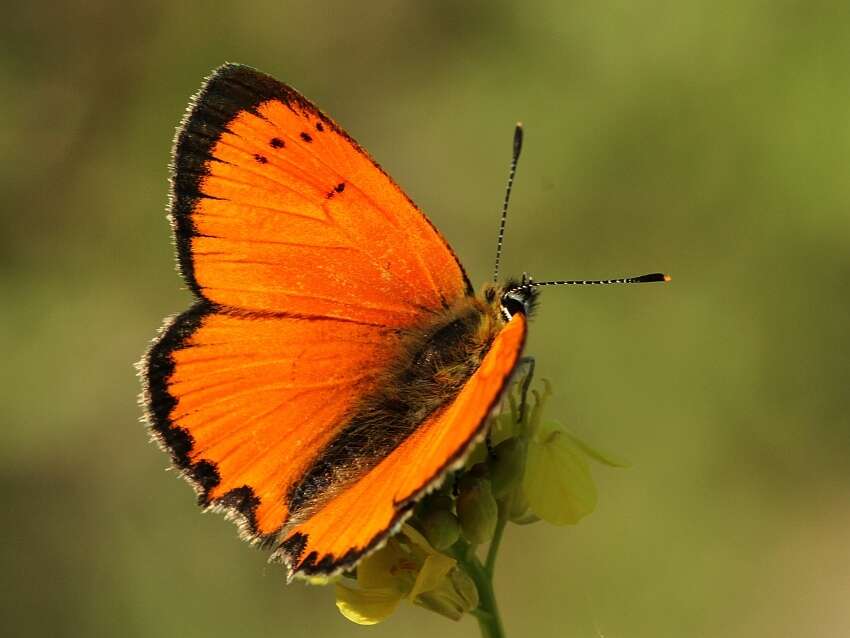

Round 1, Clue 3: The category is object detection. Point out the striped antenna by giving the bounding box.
[492,123,524,282]
[509,272,671,293]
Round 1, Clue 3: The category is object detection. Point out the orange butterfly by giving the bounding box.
[141,64,667,578]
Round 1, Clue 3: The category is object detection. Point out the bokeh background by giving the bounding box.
[3,1,849,636]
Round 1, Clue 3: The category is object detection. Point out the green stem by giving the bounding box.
[465,553,505,638]
[454,503,509,638]
[485,499,510,577]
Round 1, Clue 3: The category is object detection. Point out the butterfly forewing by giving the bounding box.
[173,64,470,324]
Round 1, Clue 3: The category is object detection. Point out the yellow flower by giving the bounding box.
[523,419,597,525]
[335,525,478,625]
[523,419,627,525]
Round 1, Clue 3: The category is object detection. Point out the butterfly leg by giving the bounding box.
[486,430,496,457]
[487,354,536,455]
[516,355,536,424]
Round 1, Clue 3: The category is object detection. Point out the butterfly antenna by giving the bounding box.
[510,272,671,292]
[493,123,524,282]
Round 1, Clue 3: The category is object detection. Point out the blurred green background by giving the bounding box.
[3,1,849,636]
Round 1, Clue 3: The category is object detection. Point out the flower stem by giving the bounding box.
[485,498,510,578]
[455,503,509,638]
[466,553,505,638]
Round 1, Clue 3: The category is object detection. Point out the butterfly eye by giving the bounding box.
[500,289,529,320]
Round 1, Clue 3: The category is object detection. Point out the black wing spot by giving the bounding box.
[270,137,285,148]
[326,182,346,199]
[300,132,313,143]
[254,153,268,164]
[315,121,325,132]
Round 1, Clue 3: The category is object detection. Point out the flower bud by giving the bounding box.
[456,476,498,544]
[507,485,533,522]
[488,437,525,498]
[419,508,461,551]
[467,462,490,480]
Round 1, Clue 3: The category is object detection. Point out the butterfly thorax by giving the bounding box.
[285,291,515,525]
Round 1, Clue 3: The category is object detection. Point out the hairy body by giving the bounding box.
[286,285,511,524]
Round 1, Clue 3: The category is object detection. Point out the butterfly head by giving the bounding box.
[482,273,540,323]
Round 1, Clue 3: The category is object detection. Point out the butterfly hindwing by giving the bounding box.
[145,302,406,540]
[276,313,527,574]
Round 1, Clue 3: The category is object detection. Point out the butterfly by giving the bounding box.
[141,63,668,578]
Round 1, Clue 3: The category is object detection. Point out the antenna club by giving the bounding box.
[663,274,672,282]
[513,123,524,157]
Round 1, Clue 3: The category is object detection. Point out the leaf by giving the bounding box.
[523,420,598,525]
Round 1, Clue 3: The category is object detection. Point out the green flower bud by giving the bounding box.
[416,490,453,518]
[488,437,525,498]
[419,508,461,551]
[456,476,498,544]
[467,462,490,480]
[430,491,455,510]
[507,485,532,522]
[509,496,540,524]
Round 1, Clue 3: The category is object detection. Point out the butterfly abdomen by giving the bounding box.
[285,296,500,522]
